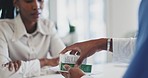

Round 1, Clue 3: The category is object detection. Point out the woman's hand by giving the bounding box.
[46,57,59,66]
[3,60,21,72]
[61,65,85,78]
[40,57,59,67]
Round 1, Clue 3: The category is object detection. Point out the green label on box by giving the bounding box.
[60,63,92,73]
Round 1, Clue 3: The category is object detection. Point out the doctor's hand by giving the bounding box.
[61,38,110,66]
[3,60,21,72]
[61,65,85,78]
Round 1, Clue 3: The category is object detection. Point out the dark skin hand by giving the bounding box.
[61,38,113,66]
[3,60,21,72]
[3,57,59,72]
[61,65,85,78]
[39,57,59,67]
[47,57,59,66]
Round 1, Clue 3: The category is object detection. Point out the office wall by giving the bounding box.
[106,0,141,38]
[49,0,141,38]
[48,0,57,22]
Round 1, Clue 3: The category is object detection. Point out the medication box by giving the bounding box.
[59,54,92,73]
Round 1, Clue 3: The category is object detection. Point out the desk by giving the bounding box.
[34,74,64,78]
[34,63,128,78]
[98,63,128,78]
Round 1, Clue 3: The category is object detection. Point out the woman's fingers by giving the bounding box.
[3,61,21,72]
[13,61,19,71]
[8,62,13,71]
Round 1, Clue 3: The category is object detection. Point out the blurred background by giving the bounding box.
[0,0,141,64]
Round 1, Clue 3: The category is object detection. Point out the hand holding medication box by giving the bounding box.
[59,54,92,73]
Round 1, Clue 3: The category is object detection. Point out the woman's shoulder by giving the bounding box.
[0,19,14,24]
[0,19,15,29]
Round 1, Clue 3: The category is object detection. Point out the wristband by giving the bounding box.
[107,38,111,63]
[107,38,111,52]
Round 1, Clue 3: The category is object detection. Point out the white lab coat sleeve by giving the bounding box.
[0,59,41,78]
[112,38,136,63]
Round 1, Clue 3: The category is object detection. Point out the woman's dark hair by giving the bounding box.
[0,0,18,19]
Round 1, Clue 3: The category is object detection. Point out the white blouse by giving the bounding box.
[0,15,65,78]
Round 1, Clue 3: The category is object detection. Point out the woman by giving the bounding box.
[0,0,65,77]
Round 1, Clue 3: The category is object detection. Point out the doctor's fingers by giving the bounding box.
[75,55,87,66]
[60,72,70,78]
[70,50,80,55]
[61,45,81,54]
